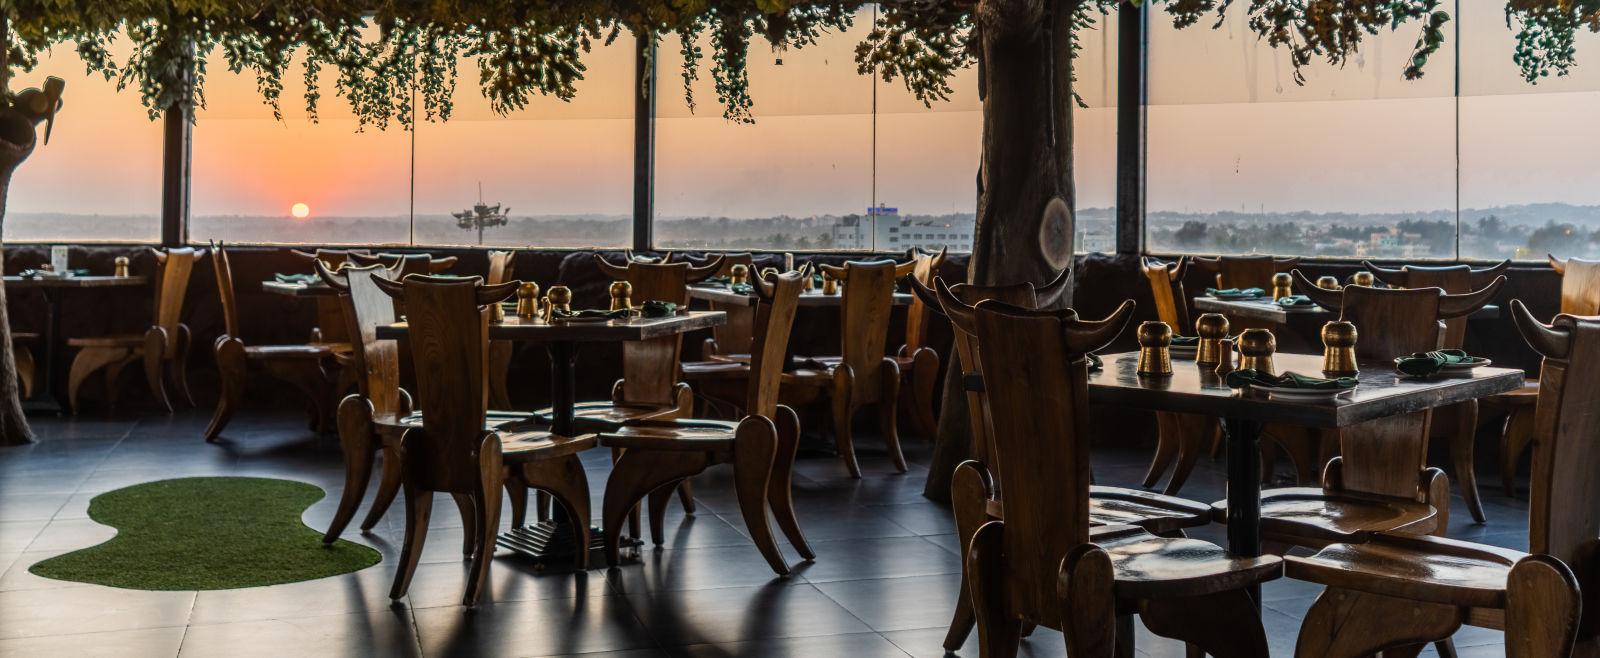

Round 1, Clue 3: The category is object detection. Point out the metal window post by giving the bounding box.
[1115,0,1148,256]
[633,34,656,253]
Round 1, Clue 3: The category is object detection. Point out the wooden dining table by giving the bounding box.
[1193,295,1501,325]
[1086,351,1524,605]
[8,274,149,412]
[260,280,336,297]
[688,283,913,307]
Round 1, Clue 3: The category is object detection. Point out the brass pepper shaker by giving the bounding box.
[1351,271,1375,288]
[1237,328,1277,374]
[1271,272,1293,300]
[516,282,540,319]
[1214,338,1236,376]
[1195,313,1231,367]
[821,272,838,295]
[729,264,748,286]
[1316,275,1342,291]
[547,285,572,316]
[113,256,130,277]
[609,281,633,311]
[1136,321,1174,377]
[1321,320,1359,376]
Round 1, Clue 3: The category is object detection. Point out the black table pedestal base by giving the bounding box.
[1224,416,1264,609]
[496,522,640,570]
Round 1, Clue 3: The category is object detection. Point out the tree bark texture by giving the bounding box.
[924,0,1078,503]
[0,109,36,445]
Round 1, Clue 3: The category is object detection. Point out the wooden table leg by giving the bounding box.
[1224,416,1263,609]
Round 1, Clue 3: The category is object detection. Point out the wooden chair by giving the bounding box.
[486,250,516,410]
[599,269,813,576]
[1217,270,1504,551]
[204,243,337,442]
[1364,259,1511,523]
[695,252,756,364]
[1139,256,1218,495]
[373,274,597,606]
[1191,254,1300,290]
[782,259,911,478]
[1487,254,1600,499]
[348,251,458,274]
[953,298,1281,657]
[13,333,35,399]
[1283,300,1589,657]
[894,247,946,438]
[289,248,372,347]
[67,246,204,414]
[914,274,1216,653]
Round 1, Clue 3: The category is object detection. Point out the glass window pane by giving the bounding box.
[6,39,163,243]
[1073,5,1118,255]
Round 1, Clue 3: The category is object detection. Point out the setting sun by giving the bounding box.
[290,203,311,219]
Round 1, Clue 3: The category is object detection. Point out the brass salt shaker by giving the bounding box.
[1237,328,1276,374]
[729,264,749,286]
[1271,272,1293,300]
[1136,321,1174,377]
[609,281,633,311]
[1214,338,1236,375]
[488,300,506,324]
[113,256,130,277]
[516,282,540,319]
[1321,320,1359,376]
[1351,271,1375,288]
[547,285,572,316]
[1316,275,1341,291]
[1195,313,1230,367]
[821,273,838,295]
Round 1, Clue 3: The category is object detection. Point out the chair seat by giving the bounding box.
[1483,380,1539,406]
[498,430,598,462]
[376,410,543,437]
[533,401,679,425]
[67,334,143,348]
[1212,487,1438,546]
[1284,532,1525,609]
[681,360,749,380]
[12,332,39,343]
[704,353,750,364]
[597,419,741,450]
[984,486,1213,536]
[1092,525,1283,600]
[803,354,916,369]
[244,344,334,359]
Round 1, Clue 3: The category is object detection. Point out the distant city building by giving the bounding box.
[1076,229,1114,253]
[831,206,975,252]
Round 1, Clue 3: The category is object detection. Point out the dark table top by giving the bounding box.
[261,280,335,297]
[1192,295,1501,324]
[375,311,726,342]
[1087,351,1524,428]
[5,275,147,289]
[688,284,913,307]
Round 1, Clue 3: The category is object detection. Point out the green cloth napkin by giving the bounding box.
[1206,287,1266,297]
[1170,336,1199,346]
[1277,295,1315,307]
[703,276,732,285]
[641,301,677,318]
[552,308,629,320]
[1087,353,1103,371]
[1396,349,1474,377]
[1225,369,1357,390]
[275,273,319,284]
[21,269,89,278]
[730,283,753,294]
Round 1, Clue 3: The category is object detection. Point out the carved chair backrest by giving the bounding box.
[903,248,948,354]
[1515,303,1600,629]
[290,248,372,270]
[1294,270,1504,360]
[1142,256,1191,334]
[962,300,1133,623]
[151,246,204,354]
[1551,256,1600,315]
[819,260,908,397]
[289,248,368,344]
[319,262,406,418]
[708,253,757,356]
[373,275,517,493]
[212,243,242,340]
[593,253,722,408]
[486,250,516,286]
[1365,260,1510,349]
[743,271,806,418]
[350,252,457,275]
[1195,255,1298,290]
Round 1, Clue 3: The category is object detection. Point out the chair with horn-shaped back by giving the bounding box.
[1192,255,1300,332]
[1139,256,1220,496]
[373,274,598,606]
[598,270,813,575]
[1364,259,1511,524]
[782,259,910,477]
[895,247,947,438]
[290,248,372,347]
[485,250,516,410]
[955,298,1281,657]
[1217,270,1505,552]
[348,251,458,274]
[693,252,756,364]
[67,246,204,414]
[1487,254,1600,500]
[204,243,337,442]
[915,274,1214,653]
[1282,300,1588,657]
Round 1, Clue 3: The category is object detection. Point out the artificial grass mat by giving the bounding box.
[30,476,381,590]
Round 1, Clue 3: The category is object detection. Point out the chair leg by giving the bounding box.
[1139,590,1270,658]
[1057,543,1117,657]
[170,324,197,408]
[324,397,376,544]
[602,450,705,567]
[14,345,33,399]
[205,337,247,442]
[968,520,1020,658]
[362,444,402,531]
[647,483,676,546]
[1144,412,1182,489]
[878,359,907,473]
[1163,413,1213,495]
[487,340,513,410]
[945,460,995,652]
[830,365,861,478]
[143,328,172,414]
[104,354,137,413]
[1505,555,1582,658]
[452,493,478,557]
[1295,588,1461,658]
[907,347,940,438]
[260,357,333,434]
[613,447,642,540]
[505,479,529,529]
[1500,406,1536,497]
[68,345,132,414]
[464,435,504,607]
[734,416,787,576]
[535,491,550,523]
[769,406,813,559]
[389,479,434,600]
[520,454,593,569]
[676,480,696,514]
[1448,401,1486,523]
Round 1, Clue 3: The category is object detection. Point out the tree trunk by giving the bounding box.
[0,109,38,445]
[924,0,1078,503]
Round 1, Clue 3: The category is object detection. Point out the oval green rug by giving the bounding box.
[30,476,381,591]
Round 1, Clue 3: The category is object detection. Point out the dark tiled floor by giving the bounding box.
[0,409,1528,657]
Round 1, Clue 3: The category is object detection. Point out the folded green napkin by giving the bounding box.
[21,268,89,278]
[1170,336,1199,346]
[275,273,319,284]
[1225,369,1357,390]
[1277,295,1314,307]
[730,283,753,294]
[1396,349,1474,377]
[1206,287,1266,297]
[1087,353,1103,371]
[641,301,677,318]
[552,308,629,320]
[702,276,732,285]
